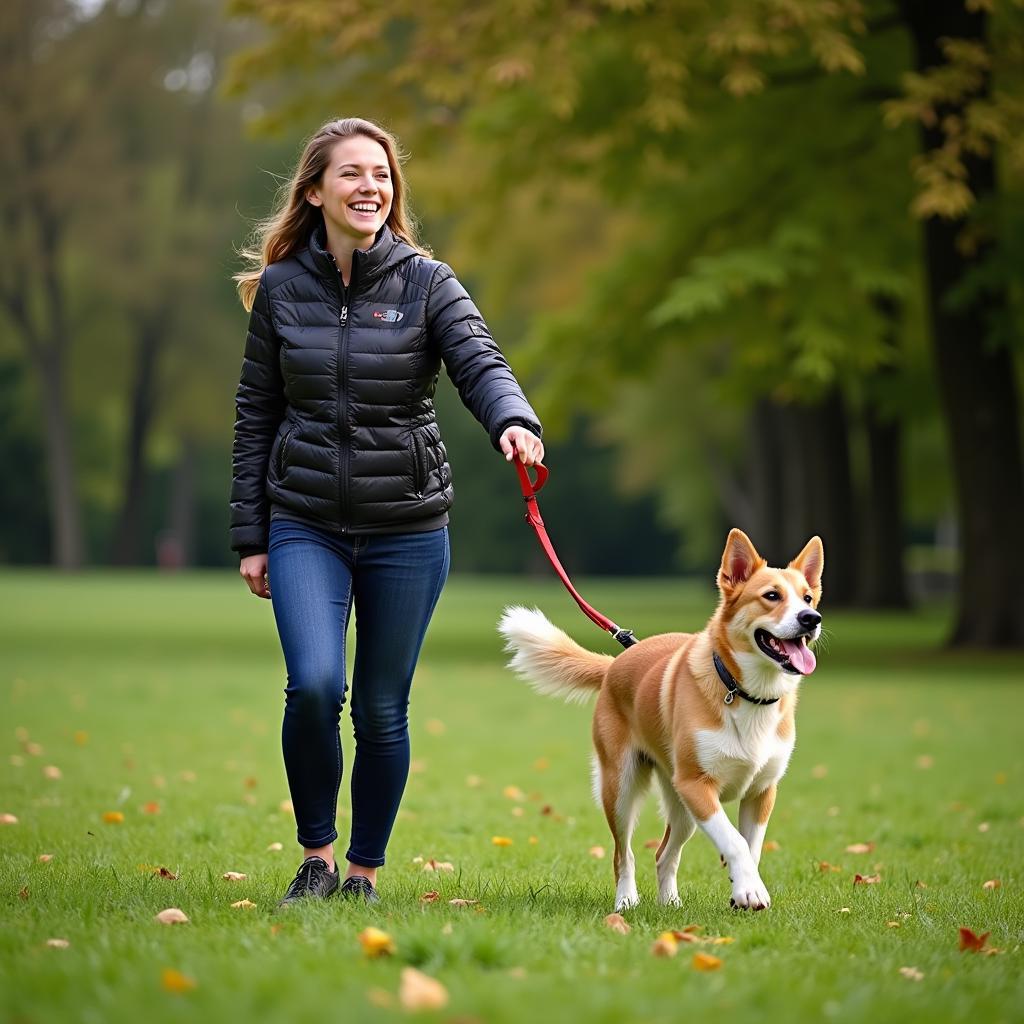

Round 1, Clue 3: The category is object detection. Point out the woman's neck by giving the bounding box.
[323,220,376,286]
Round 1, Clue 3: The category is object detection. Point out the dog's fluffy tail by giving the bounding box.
[498,605,613,703]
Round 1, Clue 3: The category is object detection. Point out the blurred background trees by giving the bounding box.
[1,0,1021,646]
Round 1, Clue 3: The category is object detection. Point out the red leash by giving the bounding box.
[512,455,637,648]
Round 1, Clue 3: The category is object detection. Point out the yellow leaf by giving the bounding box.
[102,811,124,824]
[358,927,395,957]
[589,846,606,859]
[267,842,284,852]
[503,785,526,802]
[161,968,196,993]
[651,932,678,957]
[222,872,247,882]
[399,966,448,1011]
[43,765,62,780]
[692,952,724,971]
[491,836,513,847]
[231,899,257,909]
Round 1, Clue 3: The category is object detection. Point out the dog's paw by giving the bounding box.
[657,891,682,908]
[729,875,771,911]
[614,892,641,912]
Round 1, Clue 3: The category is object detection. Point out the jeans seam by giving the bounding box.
[324,572,351,854]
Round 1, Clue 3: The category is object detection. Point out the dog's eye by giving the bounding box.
[763,590,780,602]
[803,594,813,604]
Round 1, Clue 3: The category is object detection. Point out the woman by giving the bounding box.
[230,117,544,906]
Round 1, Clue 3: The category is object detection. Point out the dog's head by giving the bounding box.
[715,529,824,680]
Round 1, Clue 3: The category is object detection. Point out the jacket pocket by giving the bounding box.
[276,424,294,479]
[410,431,428,497]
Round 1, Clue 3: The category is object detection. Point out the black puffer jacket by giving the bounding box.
[230,222,542,557]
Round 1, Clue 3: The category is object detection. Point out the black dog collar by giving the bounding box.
[713,652,781,706]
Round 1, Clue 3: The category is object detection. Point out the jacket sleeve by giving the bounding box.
[229,271,286,557]
[426,262,542,451]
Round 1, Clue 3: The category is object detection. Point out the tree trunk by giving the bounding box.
[33,346,83,569]
[901,0,1024,646]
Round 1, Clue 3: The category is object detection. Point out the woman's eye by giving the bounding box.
[803,594,813,604]
[763,591,780,602]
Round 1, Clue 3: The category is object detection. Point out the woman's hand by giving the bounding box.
[240,553,271,599]
[499,425,544,467]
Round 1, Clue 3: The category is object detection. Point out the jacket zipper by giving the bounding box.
[337,268,353,532]
[411,431,427,498]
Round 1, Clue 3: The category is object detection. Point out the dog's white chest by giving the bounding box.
[694,711,793,803]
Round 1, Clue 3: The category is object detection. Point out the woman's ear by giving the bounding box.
[305,186,322,208]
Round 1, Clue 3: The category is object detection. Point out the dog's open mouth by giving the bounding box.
[754,628,817,676]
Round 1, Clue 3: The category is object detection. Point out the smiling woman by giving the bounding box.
[229,117,544,909]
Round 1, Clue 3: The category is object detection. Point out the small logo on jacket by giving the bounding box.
[372,309,404,322]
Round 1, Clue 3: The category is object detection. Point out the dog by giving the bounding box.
[498,528,823,912]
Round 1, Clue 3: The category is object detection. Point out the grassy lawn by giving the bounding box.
[1,569,1021,1023]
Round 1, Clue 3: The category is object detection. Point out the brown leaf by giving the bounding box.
[643,839,660,850]
[154,908,189,925]
[18,886,28,901]
[43,765,62,780]
[982,879,1001,890]
[155,866,178,880]
[422,858,454,872]
[398,966,448,1011]
[819,862,842,873]
[603,913,631,934]
[38,854,54,863]
[588,846,606,859]
[845,842,875,854]
[448,898,478,907]
[692,952,723,971]
[853,873,881,885]
[762,840,780,852]
[651,932,678,957]
[899,966,924,981]
[958,927,991,953]
[420,890,440,903]
[1,814,20,825]
[222,872,247,882]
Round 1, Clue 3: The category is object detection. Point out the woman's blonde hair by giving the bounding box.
[234,117,431,311]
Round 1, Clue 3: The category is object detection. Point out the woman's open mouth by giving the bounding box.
[349,202,381,218]
[754,628,816,675]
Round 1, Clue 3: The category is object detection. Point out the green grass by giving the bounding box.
[1,570,1021,1023]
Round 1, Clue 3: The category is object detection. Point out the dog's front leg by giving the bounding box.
[676,777,770,910]
[738,784,776,866]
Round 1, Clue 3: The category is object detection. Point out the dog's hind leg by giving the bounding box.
[593,738,652,912]
[653,767,696,907]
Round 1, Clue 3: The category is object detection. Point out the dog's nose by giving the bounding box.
[798,609,821,631]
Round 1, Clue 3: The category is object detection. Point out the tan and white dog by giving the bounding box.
[498,529,823,912]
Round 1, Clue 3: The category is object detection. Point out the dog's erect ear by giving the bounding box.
[789,536,824,590]
[718,529,766,592]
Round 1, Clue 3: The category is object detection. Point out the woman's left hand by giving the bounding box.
[499,426,545,467]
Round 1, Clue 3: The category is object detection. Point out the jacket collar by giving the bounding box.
[302,219,417,287]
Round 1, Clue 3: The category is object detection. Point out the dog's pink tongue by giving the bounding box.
[780,638,816,675]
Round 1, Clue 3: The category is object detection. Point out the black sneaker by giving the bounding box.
[276,856,339,907]
[339,874,380,904]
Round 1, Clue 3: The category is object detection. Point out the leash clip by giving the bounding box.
[723,690,736,705]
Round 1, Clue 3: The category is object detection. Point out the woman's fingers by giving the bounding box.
[239,556,271,598]
[501,426,544,467]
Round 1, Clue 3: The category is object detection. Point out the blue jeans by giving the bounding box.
[267,517,450,867]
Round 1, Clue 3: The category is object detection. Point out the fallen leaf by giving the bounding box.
[25,742,43,756]
[73,730,88,746]
[845,842,875,854]
[419,890,440,903]
[977,822,990,833]
[838,907,851,913]
[692,952,723,971]
[155,866,178,879]
[45,938,70,949]
[669,930,700,944]
[854,873,881,885]
[358,927,395,957]
[604,913,631,934]
[982,879,1001,890]
[819,862,842,873]
[102,811,124,824]
[589,846,606,859]
[38,854,54,863]
[762,840,780,852]
[267,842,284,852]
[161,968,196,993]
[9,755,23,767]
[279,799,293,814]
[230,899,257,909]
[422,859,454,872]
[43,765,62,780]
[994,771,1007,784]
[887,921,901,928]
[0,813,19,825]
[708,936,736,945]
[899,966,924,981]
[491,836,513,847]
[643,839,660,850]
[409,759,427,774]
[244,776,258,790]
[651,932,678,957]
[399,966,448,1011]
[503,785,526,802]
[915,880,928,889]
[141,801,160,815]
[958,927,991,953]
[18,886,29,900]
[449,898,478,907]
[154,908,189,925]
[827,806,841,816]
[222,872,247,882]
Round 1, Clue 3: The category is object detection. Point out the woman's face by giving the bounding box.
[307,135,394,247]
